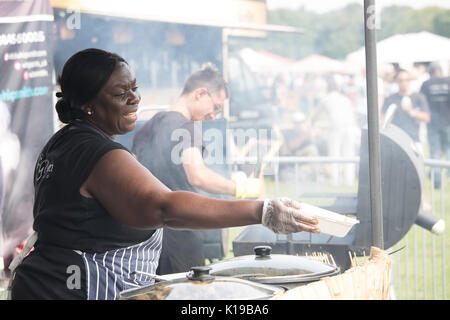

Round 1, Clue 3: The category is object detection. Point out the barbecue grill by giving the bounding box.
[232,124,443,271]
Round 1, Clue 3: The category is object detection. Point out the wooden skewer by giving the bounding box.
[330,254,337,268]
[348,251,354,267]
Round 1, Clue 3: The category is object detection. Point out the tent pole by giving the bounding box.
[363,0,384,249]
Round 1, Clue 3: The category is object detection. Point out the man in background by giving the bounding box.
[382,69,430,154]
[420,63,450,188]
[132,64,262,275]
[382,69,432,211]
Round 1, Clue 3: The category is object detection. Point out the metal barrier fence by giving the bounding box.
[390,159,449,300]
[230,156,449,300]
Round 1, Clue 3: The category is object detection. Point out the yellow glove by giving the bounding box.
[232,172,263,199]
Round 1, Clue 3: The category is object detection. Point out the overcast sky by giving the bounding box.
[266,0,450,13]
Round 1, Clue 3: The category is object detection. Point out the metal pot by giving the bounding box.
[119,266,283,300]
[208,246,340,289]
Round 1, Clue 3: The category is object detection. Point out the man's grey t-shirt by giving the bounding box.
[132,111,204,192]
[381,93,429,142]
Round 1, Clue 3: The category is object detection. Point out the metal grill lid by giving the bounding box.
[119,266,282,300]
[208,246,340,284]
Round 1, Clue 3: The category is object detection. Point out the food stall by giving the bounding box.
[1,0,395,300]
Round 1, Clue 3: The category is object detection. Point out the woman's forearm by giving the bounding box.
[161,191,263,230]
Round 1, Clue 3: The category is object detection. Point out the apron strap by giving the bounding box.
[8,231,38,273]
[7,231,38,300]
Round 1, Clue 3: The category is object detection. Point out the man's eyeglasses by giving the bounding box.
[207,92,223,114]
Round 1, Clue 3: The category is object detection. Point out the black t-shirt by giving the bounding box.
[132,111,204,192]
[420,77,450,127]
[381,92,429,142]
[13,121,159,299]
[33,121,155,252]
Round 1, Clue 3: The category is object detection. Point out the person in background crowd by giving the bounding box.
[382,68,432,211]
[279,112,320,158]
[270,73,291,121]
[380,63,397,98]
[132,64,264,275]
[420,62,450,188]
[381,69,430,154]
[411,63,430,93]
[10,48,320,300]
[320,76,358,186]
[350,66,386,129]
[279,112,322,182]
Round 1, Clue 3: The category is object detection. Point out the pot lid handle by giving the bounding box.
[254,245,272,257]
[187,266,215,281]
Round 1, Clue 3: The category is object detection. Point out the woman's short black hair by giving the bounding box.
[55,48,126,123]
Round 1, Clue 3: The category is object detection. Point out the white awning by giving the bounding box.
[347,31,450,65]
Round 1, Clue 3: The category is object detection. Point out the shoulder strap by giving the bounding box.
[7,231,38,300]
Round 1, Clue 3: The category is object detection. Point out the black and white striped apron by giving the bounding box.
[78,228,163,300]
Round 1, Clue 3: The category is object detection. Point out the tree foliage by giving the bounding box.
[229,4,450,60]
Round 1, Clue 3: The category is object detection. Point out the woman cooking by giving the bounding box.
[10,48,319,300]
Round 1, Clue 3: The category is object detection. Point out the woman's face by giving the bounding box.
[87,62,141,136]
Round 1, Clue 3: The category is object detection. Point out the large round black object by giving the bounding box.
[356,124,424,249]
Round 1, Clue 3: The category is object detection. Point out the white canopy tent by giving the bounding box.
[346,31,450,71]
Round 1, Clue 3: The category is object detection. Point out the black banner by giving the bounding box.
[0,0,55,273]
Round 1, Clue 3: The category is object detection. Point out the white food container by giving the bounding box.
[300,202,360,237]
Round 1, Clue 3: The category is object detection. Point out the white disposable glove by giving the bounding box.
[261,197,320,234]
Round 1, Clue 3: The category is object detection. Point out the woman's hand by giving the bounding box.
[261,198,320,234]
